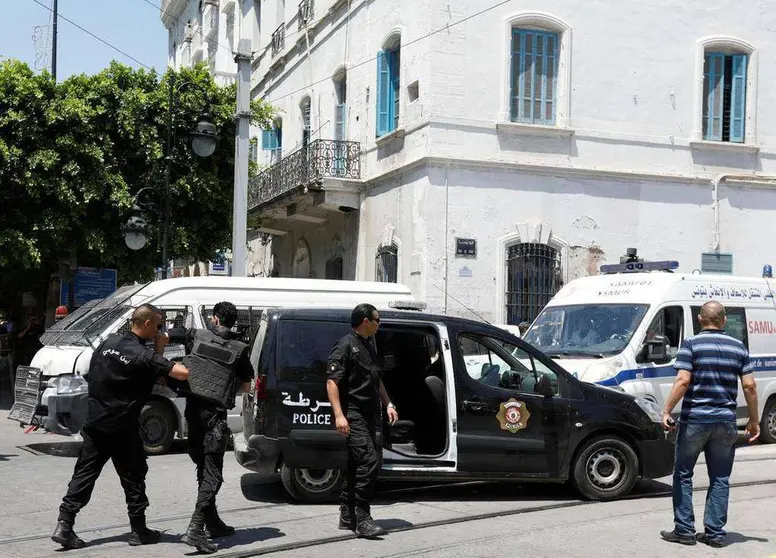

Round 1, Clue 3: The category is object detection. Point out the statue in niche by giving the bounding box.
[293,238,312,278]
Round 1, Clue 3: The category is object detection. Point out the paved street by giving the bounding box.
[0,407,775,558]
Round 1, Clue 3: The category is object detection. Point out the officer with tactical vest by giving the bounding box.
[168,301,254,554]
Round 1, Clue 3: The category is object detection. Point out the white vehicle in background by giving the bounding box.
[523,252,776,442]
[11,277,422,454]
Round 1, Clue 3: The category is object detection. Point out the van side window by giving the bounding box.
[200,305,265,345]
[457,334,559,396]
[643,306,684,359]
[118,306,191,359]
[691,306,748,347]
[277,320,352,383]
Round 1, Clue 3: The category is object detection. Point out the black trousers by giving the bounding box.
[59,426,149,522]
[341,411,379,514]
[186,401,229,516]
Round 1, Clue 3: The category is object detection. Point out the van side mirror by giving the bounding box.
[537,373,555,397]
[644,334,669,363]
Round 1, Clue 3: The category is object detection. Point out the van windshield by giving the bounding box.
[524,303,649,358]
[40,283,148,347]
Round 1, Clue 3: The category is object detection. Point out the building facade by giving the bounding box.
[244,0,776,324]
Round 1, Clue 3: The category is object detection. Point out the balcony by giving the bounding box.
[248,139,360,210]
[271,24,285,57]
[298,0,314,29]
[204,3,218,39]
[160,0,188,28]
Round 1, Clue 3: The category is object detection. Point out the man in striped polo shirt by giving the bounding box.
[660,301,759,548]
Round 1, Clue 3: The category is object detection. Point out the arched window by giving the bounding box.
[300,96,311,147]
[326,256,343,280]
[375,244,398,283]
[376,34,401,137]
[506,243,562,325]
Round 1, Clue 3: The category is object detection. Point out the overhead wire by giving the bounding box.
[29,0,153,70]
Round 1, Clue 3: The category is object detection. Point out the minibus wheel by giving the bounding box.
[140,400,176,455]
[760,397,776,444]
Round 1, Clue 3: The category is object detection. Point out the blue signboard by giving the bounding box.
[60,267,118,308]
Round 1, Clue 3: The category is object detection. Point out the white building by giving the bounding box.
[246,0,776,324]
[160,0,261,86]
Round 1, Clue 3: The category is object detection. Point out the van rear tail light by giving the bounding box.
[254,374,268,399]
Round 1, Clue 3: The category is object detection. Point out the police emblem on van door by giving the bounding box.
[497,399,530,433]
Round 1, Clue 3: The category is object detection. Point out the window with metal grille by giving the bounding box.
[703,52,747,143]
[506,243,562,325]
[375,244,398,283]
[510,29,559,125]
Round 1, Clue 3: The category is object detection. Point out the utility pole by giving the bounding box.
[52,0,58,80]
[231,0,252,277]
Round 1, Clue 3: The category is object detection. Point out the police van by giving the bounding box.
[523,256,776,442]
[12,277,419,454]
[235,307,674,503]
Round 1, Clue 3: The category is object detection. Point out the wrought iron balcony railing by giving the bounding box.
[298,0,314,29]
[271,24,285,57]
[248,139,361,210]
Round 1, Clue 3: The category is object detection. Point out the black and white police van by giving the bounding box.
[235,307,675,502]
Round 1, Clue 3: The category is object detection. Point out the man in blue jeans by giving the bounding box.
[660,301,759,548]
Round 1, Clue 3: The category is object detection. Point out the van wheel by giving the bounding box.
[139,400,176,455]
[760,398,776,444]
[280,464,343,503]
[572,436,638,501]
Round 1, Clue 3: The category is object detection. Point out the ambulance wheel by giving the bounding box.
[572,436,638,501]
[280,464,343,503]
[759,397,776,444]
[140,400,176,455]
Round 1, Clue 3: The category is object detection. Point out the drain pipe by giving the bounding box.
[711,173,776,252]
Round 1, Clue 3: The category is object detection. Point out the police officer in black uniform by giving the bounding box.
[51,304,190,550]
[326,303,398,538]
[170,301,254,554]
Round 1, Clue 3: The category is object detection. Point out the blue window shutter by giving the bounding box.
[517,30,527,122]
[376,50,390,137]
[511,29,558,125]
[730,54,747,143]
[275,128,282,151]
[262,129,272,150]
[704,53,725,141]
[510,30,519,120]
[390,48,400,131]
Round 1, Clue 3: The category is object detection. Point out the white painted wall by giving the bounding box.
[246,0,776,321]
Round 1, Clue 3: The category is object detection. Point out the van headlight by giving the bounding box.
[634,397,662,423]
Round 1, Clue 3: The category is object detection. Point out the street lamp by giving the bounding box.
[122,75,219,277]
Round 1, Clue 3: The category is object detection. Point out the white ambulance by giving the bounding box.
[523,259,776,442]
[12,277,422,454]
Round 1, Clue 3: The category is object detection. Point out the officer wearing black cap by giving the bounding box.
[326,303,398,538]
[51,304,190,550]
[168,301,254,554]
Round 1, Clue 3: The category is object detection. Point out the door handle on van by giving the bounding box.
[462,400,487,413]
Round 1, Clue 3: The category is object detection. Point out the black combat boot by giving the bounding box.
[51,517,86,550]
[128,515,162,546]
[355,506,386,538]
[338,502,355,531]
[182,512,218,554]
[204,504,235,538]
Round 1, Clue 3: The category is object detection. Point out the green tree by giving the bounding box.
[0,60,275,312]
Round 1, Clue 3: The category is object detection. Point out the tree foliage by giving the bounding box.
[0,60,275,310]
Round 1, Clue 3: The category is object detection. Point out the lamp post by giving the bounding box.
[123,75,219,275]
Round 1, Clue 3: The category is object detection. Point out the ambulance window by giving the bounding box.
[690,306,749,347]
[644,306,684,358]
[200,305,265,345]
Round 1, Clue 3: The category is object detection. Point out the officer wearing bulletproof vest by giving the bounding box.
[52,304,190,550]
[326,303,399,538]
[168,301,253,554]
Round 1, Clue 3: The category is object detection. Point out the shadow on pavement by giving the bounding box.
[70,530,181,549]
[723,532,769,546]
[213,527,285,550]
[240,474,674,506]
[0,453,19,461]
[26,441,82,458]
